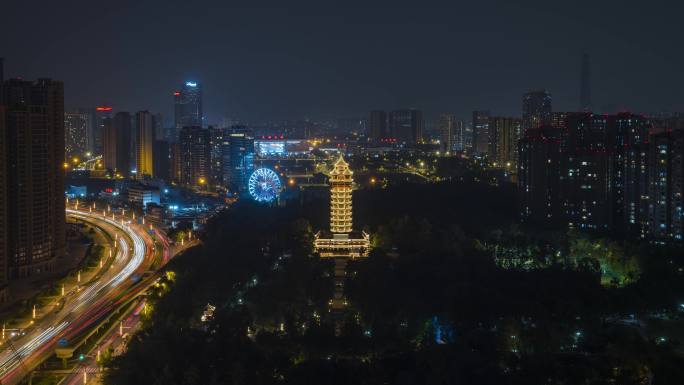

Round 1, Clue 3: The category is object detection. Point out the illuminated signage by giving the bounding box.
[96,106,113,111]
[257,141,286,155]
[185,81,197,87]
[173,91,180,96]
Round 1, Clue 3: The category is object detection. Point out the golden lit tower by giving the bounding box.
[314,154,369,311]
[136,110,154,179]
[314,154,369,259]
[329,155,353,233]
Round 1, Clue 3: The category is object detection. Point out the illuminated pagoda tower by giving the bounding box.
[314,155,370,258]
[330,155,353,233]
[314,155,369,311]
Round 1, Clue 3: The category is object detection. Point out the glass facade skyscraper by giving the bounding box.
[174,81,203,141]
[221,125,254,194]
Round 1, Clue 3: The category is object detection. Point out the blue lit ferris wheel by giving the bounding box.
[248,168,282,202]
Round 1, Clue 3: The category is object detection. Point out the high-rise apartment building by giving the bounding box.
[64,110,90,158]
[522,90,552,135]
[438,114,455,153]
[209,126,224,186]
[174,81,203,140]
[610,113,651,236]
[488,117,522,169]
[580,54,592,112]
[561,113,612,231]
[389,109,422,144]
[92,106,112,155]
[152,140,170,182]
[102,116,115,173]
[0,97,7,300]
[463,121,474,153]
[103,112,132,177]
[648,129,684,241]
[135,111,154,179]
[472,110,490,155]
[517,125,562,226]
[169,142,182,183]
[519,112,675,240]
[369,110,387,142]
[446,120,466,153]
[179,126,211,187]
[152,112,164,140]
[1,78,65,278]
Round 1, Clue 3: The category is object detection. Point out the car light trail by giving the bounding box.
[0,209,149,384]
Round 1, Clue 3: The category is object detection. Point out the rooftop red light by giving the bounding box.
[96,106,113,111]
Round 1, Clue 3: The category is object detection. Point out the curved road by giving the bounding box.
[0,208,155,385]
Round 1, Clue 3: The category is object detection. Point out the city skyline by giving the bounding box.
[2,2,684,384]
[2,1,683,123]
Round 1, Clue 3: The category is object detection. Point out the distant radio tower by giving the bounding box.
[580,53,592,112]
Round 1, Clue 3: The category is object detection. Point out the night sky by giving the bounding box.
[2,0,683,124]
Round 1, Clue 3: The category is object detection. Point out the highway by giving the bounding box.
[60,299,147,385]
[0,207,156,385]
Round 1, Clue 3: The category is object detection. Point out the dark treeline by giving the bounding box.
[105,180,684,385]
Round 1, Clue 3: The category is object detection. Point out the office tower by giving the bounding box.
[522,90,552,134]
[369,110,387,142]
[104,112,132,177]
[64,110,90,158]
[221,125,255,193]
[517,125,561,226]
[179,126,211,187]
[438,114,455,153]
[472,110,490,155]
[152,140,170,182]
[174,81,203,139]
[92,106,112,155]
[488,117,522,169]
[389,109,423,144]
[135,111,154,179]
[580,54,592,112]
[1,78,65,278]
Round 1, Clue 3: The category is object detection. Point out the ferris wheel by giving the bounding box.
[248,168,282,202]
